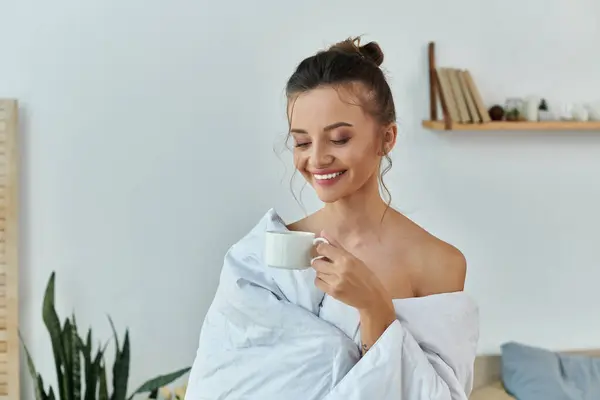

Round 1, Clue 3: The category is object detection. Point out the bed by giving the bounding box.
[469,348,600,399]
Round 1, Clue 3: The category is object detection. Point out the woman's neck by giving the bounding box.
[321,176,390,241]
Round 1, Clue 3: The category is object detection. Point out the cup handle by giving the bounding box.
[310,237,330,265]
[313,237,329,246]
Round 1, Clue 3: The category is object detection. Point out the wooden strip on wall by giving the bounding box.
[0,99,18,399]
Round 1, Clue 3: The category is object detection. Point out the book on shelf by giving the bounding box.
[434,67,491,124]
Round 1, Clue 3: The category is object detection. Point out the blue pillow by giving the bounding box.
[501,342,600,400]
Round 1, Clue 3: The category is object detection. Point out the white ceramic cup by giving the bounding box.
[265,231,329,270]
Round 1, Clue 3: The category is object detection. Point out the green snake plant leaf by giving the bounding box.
[107,315,119,354]
[111,329,130,400]
[71,315,82,400]
[126,367,191,400]
[80,329,96,400]
[62,318,74,400]
[94,339,111,400]
[63,318,72,368]
[36,375,49,400]
[78,332,90,400]
[107,315,126,400]
[20,331,44,400]
[42,272,67,400]
[80,336,111,400]
[99,361,109,400]
[47,387,57,400]
[85,328,92,352]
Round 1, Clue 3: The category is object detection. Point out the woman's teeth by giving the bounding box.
[314,171,344,180]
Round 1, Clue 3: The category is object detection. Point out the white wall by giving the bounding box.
[3,0,600,397]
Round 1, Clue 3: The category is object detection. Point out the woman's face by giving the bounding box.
[288,86,393,203]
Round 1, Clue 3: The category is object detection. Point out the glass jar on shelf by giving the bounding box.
[504,97,523,121]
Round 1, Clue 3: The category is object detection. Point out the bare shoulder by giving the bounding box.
[286,210,323,234]
[286,219,307,232]
[418,235,467,296]
[388,211,467,297]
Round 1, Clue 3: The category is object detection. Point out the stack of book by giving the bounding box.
[434,67,491,124]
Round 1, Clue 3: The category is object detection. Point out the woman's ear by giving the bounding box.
[380,123,397,155]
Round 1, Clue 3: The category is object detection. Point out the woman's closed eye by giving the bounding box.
[331,138,350,145]
[294,137,350,148]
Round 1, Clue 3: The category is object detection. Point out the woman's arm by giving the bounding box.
[324,318,473,400]
[358,302,396,355]
[312,234,476,399]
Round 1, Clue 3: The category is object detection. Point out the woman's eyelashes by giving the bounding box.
[294,137,351,148]
[294,141,310,148]
[331,137,350,145]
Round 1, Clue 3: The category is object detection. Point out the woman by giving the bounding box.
[185,37,479,400]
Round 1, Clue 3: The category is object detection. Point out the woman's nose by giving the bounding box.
[310,142,333,166]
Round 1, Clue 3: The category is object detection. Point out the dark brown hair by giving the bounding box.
[285,36,396,208]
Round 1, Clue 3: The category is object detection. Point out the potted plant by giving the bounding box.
[504,98,523,121]
[21,272,192,400]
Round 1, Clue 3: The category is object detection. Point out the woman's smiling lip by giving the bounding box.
[310,169,347,186]
[309,168,346,175]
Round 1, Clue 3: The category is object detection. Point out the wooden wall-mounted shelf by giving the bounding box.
[423,41,600,132]
[423,120,600,131]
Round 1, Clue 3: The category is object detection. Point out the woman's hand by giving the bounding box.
[311,231,390,311]
[311,231,395,315]
[311,231,397,354]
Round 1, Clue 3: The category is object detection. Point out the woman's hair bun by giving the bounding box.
[358,41,384,67]
[328,37,384,67]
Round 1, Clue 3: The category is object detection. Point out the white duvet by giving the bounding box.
[185,209,480,400]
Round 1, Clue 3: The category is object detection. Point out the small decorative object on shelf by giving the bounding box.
[504,98,523,121]
[558,102,574,120]
[538,98,554,121]
[572,103,589,121]
[588,101,600,121]
[523,96,540,122]
[488,105,504,121]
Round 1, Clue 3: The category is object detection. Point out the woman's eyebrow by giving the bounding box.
[290,121,353,134]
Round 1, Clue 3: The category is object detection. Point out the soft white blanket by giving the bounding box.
[185,209,479,400]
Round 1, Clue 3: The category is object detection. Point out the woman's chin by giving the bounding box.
[314,188,345,203]
[318,196,340,204]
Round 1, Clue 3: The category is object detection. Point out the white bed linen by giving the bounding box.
[185,209,479,400]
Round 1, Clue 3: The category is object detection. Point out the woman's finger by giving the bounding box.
[314,241,345,261]
[314,274,333,293]
[311,257,336,274]
[319,230,346,251]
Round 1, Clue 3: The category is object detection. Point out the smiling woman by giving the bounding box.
[185,36,478,400]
